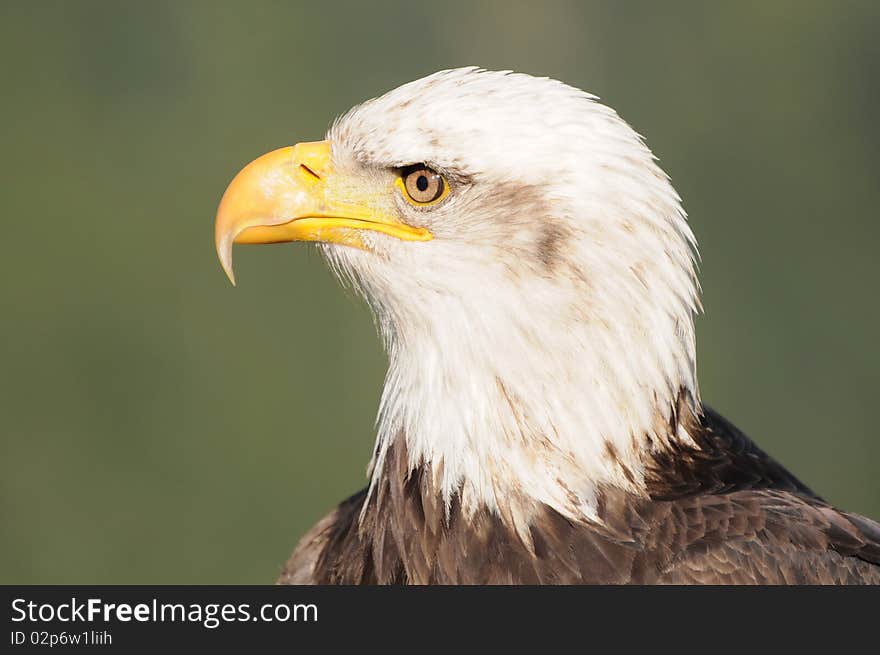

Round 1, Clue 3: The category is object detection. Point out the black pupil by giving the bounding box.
[416,174,429,192]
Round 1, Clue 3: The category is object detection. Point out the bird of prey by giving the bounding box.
[214,68,880,584]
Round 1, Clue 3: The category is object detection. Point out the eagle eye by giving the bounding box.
[399,165,447,205]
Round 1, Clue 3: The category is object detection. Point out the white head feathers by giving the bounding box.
[320,68,701,527]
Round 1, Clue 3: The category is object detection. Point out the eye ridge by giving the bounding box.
[400,164,447,204]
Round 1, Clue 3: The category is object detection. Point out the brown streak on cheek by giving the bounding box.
[476,181,576,274]
[536,220,568,270]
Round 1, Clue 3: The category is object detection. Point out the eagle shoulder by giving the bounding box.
[649,489,880,584]
[277,489,367,585]
[641,404,880,583]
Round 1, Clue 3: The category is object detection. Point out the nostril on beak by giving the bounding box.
[300,163,321,180]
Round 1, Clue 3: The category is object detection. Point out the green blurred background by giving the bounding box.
[1,1,878,583]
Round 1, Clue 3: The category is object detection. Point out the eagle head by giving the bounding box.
[215,68,700,525]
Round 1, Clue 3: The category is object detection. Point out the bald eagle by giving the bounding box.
[215,68,880,584]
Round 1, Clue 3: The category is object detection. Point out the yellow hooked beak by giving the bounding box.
[214,140,432,285]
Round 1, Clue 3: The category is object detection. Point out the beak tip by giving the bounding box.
[220,257,237,287]
[216,233,237,287]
